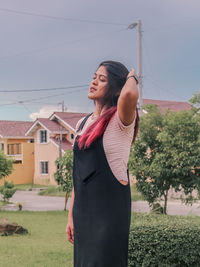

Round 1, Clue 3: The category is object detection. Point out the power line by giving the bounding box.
[19,102,33,114]
[0,84,89,93]
[0,8,127,26]
[0,87,88,107]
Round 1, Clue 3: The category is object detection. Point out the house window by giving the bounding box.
[0,143,4,151]
[40,161,48,174]
[7,143,21,155]
[14,160,22,164]
[39,130,47,143]
[7,144,14,155]
[16,143,21,154]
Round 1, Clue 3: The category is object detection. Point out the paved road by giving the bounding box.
[1,190,200,216]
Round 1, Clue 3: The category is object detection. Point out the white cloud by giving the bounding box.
[30,106,60,120]
[29,104,93,121]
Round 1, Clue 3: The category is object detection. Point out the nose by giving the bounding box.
[92,77,98,85]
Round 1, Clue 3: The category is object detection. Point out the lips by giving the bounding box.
[89,87,96,92]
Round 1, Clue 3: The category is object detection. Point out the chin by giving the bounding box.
[88,93,95,100]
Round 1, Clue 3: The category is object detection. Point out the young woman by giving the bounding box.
[66,61,139,267]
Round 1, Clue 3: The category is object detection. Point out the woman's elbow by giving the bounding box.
[121,89,139,104]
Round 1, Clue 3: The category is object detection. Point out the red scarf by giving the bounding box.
[78,106,139,149]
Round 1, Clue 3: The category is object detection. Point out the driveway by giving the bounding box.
[1,190,200,216]
[0,190,67,211]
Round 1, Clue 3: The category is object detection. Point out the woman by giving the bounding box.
[66,60,139,267]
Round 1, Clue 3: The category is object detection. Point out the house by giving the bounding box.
[25,112,86,185]
[0,121,34,185]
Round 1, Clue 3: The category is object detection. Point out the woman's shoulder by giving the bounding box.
[112,109,136,133]
[75,117,86,132]
[75,113,93,132]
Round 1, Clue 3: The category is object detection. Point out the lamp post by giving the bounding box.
[128,20,143,116]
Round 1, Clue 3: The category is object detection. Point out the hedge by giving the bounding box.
[128,214,200,267]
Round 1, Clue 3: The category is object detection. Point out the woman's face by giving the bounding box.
[88,66,108,101]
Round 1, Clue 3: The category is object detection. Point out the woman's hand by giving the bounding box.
[126,69,139,84]
[66,216,74,244]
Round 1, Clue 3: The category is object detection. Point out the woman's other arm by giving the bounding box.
[117,69,139,126]
[66,186,74,244]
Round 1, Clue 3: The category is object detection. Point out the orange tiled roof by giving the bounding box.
[0,121,33,137]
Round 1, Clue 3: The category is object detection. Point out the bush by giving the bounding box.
[128,214,200,267]
[0,181,16,202]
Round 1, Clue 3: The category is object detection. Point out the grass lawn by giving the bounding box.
[13,184,68,198]
[0,210,73,267]
[1,211,200,267]
[0,200,5,209]
[12,183,142,200]
[38,186,68,197]
[14,184,49,191]
[37,184,142,200]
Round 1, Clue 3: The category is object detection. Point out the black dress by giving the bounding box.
[72,114,131,267]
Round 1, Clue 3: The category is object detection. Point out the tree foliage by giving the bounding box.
[189,91,200,114]
[54,150,73,210]
[129,104,200,214]
[0,180,16,202]
[0,150,13,180]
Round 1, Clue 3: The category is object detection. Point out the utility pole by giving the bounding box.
[59,101,65,159]
[137,20,143,116]
[128,20,143,116]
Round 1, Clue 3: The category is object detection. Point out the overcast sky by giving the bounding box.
[0,0,199,121]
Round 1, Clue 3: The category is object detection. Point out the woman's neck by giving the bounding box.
[93,102,107,118]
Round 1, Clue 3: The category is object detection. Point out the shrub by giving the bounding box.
[128,215,200,267]
[0,181,16,202]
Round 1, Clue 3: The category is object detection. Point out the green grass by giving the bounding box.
[14,183,141,200]
[13,184,70,198]
[14,184,49,191]
[130,183,144,201]
[0,200,6,209]
[38,186,70,197]
[0,210,73,267]
[1,211,200,267]
[38,183,143,199]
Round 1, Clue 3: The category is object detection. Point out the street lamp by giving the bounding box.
[128,20,143,116]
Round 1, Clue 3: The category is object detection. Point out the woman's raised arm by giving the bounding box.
[117,69,139,126]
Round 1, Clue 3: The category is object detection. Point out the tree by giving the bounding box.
[129,104,200,214]
[0,181,16,202]
[0,150,13,180]
[54,150,73,210]
[189,92,200,114]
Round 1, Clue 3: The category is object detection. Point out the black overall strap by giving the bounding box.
[77,113,93,132]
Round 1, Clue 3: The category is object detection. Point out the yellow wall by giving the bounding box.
[2,138,29,154]
[0,141,34,185]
